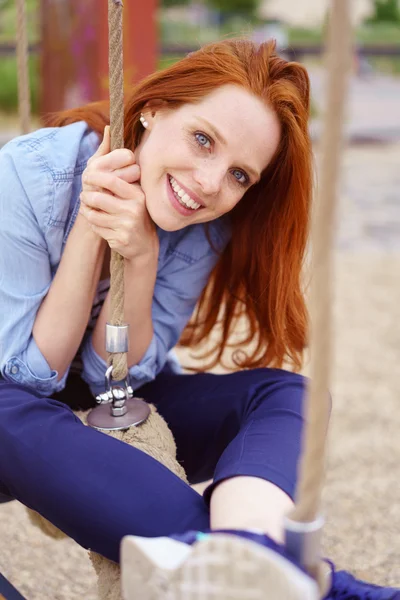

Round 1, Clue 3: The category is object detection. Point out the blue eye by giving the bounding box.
[195,132,211,149]
[232,169,248,185]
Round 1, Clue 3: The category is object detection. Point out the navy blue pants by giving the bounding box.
[0,368,306,563]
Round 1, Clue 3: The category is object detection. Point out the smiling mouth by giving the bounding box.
[168,175,204,211]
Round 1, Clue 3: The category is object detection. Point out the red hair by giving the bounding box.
[47,38,312,372]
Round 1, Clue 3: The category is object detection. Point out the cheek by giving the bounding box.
[137,149,162,192]
[221,189,244,211]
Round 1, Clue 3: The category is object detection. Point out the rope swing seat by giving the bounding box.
[7,0,356,598]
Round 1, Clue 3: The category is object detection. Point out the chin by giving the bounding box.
[146,202,184,232]
[155,220,182,232]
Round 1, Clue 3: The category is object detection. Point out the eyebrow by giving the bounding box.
[195,116,261,183]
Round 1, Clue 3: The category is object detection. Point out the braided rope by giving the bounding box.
[290,0,353,524]
[16,0,31,134]
[107,0,127,381]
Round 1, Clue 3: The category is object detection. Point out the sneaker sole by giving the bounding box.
[121,533,319,600]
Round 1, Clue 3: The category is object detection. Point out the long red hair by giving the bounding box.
[47,38,312,372]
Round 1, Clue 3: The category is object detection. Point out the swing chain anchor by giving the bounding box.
[95,364,133,414]
[283,515,324,579]
[95,323,133,407]
[88,324,151,431]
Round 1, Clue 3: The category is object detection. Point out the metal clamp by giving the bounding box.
[95,365,134,406]
[106,323,129,353]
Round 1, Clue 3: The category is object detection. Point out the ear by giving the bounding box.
[141,99,169,130]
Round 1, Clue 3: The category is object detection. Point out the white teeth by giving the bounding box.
[169,176,201,210]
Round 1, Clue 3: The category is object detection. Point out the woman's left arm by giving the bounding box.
[91,253,158,369]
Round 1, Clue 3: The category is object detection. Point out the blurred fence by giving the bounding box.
[2,42,400,59]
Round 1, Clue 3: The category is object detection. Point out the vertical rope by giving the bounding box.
[107,0,128,381]
[290,0,353,523]
[16,0,31,134]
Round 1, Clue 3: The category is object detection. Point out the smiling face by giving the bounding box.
[134,84,281,231]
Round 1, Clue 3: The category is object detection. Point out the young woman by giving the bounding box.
[0,39,397,599]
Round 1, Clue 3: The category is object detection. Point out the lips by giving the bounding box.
[167,174,205,208]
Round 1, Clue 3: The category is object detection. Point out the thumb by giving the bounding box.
[95,125,111,156]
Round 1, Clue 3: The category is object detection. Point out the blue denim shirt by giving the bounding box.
[0,122,230,397]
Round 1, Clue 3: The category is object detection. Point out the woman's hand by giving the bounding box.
[79,126,159,262]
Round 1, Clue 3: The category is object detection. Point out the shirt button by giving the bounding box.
[11,366,19,375]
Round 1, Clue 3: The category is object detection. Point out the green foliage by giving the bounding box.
[0,56,39,114]
[367,0,400,23]
[204,0,260,16]
[161,0,191,7]
[358,22,400,45]
[0,0,39,42]
[287,27,323,45]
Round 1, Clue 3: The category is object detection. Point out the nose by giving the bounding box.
[193,163,225,197]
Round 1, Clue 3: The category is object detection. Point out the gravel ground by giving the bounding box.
[0,143,399,598]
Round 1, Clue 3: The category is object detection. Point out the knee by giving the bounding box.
[252,368,307,397]
[248,368,332,416]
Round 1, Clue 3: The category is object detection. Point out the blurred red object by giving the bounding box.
[40,0,158,117]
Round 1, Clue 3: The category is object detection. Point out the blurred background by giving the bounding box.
[0,0,400,123]
[0,1,399,599]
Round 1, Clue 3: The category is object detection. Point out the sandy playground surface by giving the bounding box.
[0,143,399,598]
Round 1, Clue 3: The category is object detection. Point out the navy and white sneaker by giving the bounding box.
[121,529,318,599]
[323,560,400,600]
[121,529,400,600]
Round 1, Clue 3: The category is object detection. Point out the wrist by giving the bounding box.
[125,251,158,273]
[74,213,107,247]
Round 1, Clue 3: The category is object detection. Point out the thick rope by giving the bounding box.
[16,0,31,134]
[107,0,128,381]
[290,0,353,525]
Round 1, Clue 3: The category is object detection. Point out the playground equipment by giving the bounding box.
[10,0,354,598]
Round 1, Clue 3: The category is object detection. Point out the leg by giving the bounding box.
[0,379,209,563]
[210,477,293,542]
[138,367,310,543]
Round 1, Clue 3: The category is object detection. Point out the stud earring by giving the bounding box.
[140,114,149,129]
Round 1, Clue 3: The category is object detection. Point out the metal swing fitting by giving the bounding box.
[283,514,324,574]
[95,324,134,412]
[106,323,129,354]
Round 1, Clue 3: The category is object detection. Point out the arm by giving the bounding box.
[81,226,227,396]
[91,252,157,369]
[32,213,107,380]
[0,150,103,394]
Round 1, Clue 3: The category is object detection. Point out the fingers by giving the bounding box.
[82,169,141,200]
[82,221,124,250]
[86,126,136,171]
[112,163,141,183]
[79,203,134,249]
[80,190,123,216]
[87,131,136,172]
[79,204,121,231]
[85,126,111,177]
[83,127,138,197]
[92,125,111,158]
[80,186,145,215]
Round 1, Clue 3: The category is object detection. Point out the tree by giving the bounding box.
[367,0,400,22]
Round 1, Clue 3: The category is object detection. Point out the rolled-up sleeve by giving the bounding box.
[0,150,68,396]
[80,225,228,397]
